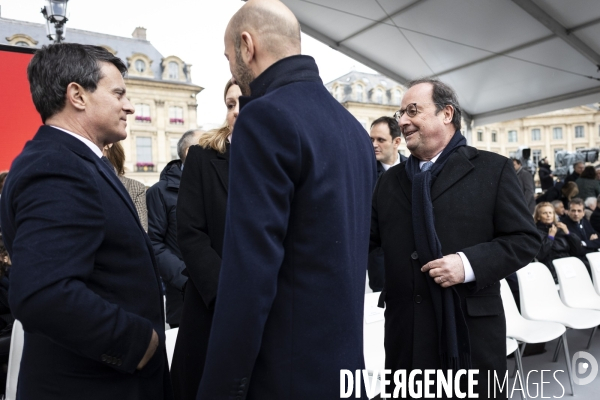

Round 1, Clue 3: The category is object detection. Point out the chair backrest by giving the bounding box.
[586,252,600,296]
[363,292,385,372]
[500,279,523,328]
[553,257,600,308]
[506,337,518,357]
[516,262,567,320]
[5,320,24,400]
[165,327,178,369]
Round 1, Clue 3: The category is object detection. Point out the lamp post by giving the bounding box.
[41,0,69,43]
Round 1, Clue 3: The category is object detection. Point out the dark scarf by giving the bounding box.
[405,130,471,370]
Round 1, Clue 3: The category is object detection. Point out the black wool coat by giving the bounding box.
[170,144,229,400]
[371,146,541,398]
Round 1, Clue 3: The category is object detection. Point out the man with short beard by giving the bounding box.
[196,0,376,399]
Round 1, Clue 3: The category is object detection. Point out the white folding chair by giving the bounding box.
[506,338,525,400]
[517,262,600,396]
[553,257,600,349]
[165,327,179,369]
[363,292,384,398]
[5,320,24,400]
[501,279,566,400]
[585,252,600,296]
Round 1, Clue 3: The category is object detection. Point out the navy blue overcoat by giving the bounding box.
[0,126,171,400]
[196,55,377,400]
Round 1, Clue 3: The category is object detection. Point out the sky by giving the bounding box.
[0,0,376,128]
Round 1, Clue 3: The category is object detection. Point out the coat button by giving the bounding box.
[101,355,108,362]
[241,378,248,384]
[414,295,422,304]
[411,251,418,260]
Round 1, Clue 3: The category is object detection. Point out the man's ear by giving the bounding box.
[392,136,402,148]
[443,105,454,125]
[65,82,86,111]
[240,31,255,65]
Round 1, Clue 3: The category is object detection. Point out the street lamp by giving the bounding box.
[41,0,69,43]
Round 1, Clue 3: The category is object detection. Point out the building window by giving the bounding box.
[575,125,585,138]
[392,89,401,105]
[508,130,517,143]
[168,61,179,80]
[355,85,364,102]
[553,127,563,140]
[134,104,151,123]
[135,137,153,171]
[531,129,541,141]
[170,138,179,160]
[532,150,542,165]
[477,131,483,142]
[135,59,146,73]
[169,106,184,124]
[374,89,384,104]
[491,131,497,142]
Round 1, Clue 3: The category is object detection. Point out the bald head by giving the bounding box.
[227,0,301,59]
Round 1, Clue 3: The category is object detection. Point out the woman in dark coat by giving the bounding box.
[534,202,583,282]
[170,81,241,400]
[538,157,554,191]
[575,166,600,200]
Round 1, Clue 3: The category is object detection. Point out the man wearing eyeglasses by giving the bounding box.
[370,78,540,397]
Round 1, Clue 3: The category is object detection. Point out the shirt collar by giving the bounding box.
[50,125,103,158]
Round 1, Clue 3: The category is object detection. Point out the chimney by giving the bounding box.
[132,27,147,40]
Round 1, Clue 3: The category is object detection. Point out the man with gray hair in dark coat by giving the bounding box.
[147,129,202,328]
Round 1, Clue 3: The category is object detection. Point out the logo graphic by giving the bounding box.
[571,351,598,386]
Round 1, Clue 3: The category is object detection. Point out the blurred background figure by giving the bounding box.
[584,196,597,220]
[146,129,203,329]
[170,81,240,400]
[534,202,583,283]
[513,158,535,214]
[537,181,579,209]
[538,157,554,191]
[575,166,600,200]
[590,194,600,232]
[564,161,585,184]
[104,142,148,231]
[552,200,565,217]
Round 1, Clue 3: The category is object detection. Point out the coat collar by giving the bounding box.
[394,146,478,203]
[211,142,230,193]
[239,55,322,111]
[33,125,145,233]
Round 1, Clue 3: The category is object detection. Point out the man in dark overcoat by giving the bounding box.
[0,43,171,400]
[370,78,540,398]
[196,1,376,399]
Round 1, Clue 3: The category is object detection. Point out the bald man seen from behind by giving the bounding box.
[195,1,376,399]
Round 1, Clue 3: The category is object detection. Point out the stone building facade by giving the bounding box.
[1,18,203,185]
[326,71,600,170]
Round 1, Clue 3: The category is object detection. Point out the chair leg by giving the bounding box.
[511,343,526,378]
[586,326,597,350]
[553,338,563,362]
[514,346,528,400]
[561,333,575,396]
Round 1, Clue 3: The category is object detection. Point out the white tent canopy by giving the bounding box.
[282,0,600,131]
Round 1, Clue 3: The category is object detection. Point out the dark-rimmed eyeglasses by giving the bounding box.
[393,103,443,121]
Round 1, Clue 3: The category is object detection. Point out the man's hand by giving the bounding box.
[421,254,465,288]
[591,233,598,240]
[137,329,158,370]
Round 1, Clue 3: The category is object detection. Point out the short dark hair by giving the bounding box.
[178,129,202,164]
[406,78,462,130]
[27,43,127,123]
[370,116,401,139]
[581,166,596,179]
[512,158,522,165]
[569,198,585,209]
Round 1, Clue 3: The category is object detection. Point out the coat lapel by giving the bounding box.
[211,151,229,193]
[394,163,412,204]
[431,147,476,201]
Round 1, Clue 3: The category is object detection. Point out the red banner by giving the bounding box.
[0,46,40,171]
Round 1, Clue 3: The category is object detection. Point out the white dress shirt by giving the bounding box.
[50,125,103,158]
